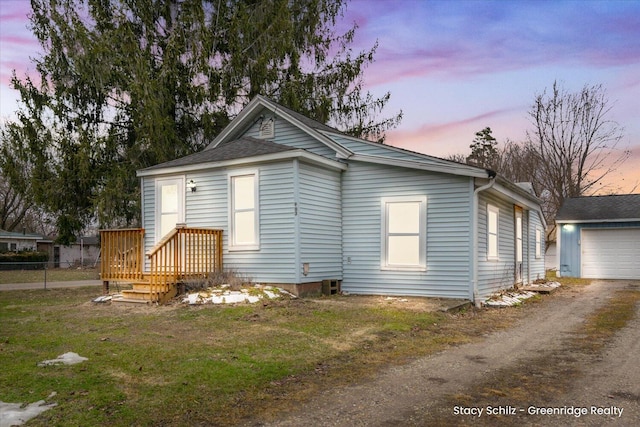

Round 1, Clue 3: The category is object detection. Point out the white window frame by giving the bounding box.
[228,170,260,251]
[154,176,185,243]
[487,204,499,260]
[535,227,542,259]
[381,196,427,271]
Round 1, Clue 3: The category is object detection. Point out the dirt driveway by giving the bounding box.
[256,280,640,426]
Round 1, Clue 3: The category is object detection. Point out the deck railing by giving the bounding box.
[100,226,223,300]
[100,228,145,281]
[147,226,223,297]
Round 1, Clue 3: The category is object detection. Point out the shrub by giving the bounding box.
[0,251,49,270]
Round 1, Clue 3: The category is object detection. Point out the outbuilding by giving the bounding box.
[556,194,640,279]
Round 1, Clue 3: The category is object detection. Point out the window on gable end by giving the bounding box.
[381,196,427,271]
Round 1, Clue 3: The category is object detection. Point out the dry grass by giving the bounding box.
[0,268,99,284]
[0,285,538,426]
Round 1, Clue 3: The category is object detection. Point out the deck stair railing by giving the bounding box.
[100,226,223,303]
[147,225,223,299]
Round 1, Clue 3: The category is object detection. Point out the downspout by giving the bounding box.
[472,172,496,307]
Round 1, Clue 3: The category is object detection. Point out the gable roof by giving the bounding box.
[556,194,640,222]
[205,95,353,158]
[140,137,295,172]
[136,95,541,208]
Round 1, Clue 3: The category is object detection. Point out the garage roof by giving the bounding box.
[556,194,640,221]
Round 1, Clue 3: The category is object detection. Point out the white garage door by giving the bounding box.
[581,228,640,279]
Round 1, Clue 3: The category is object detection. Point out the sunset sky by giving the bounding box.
[1,0,639,193]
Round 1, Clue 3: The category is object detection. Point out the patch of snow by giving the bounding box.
[484,291,537,307]
[37,352,88,367]
[0,394,57,427]
[384,297,409,303]
[182,285,295,305]
[526,281,561,290]
[92,295,112,303]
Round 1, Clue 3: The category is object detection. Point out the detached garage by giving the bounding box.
[556,194,640,279]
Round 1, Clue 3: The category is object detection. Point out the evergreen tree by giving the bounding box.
[466,127,498,169]
[4,0,401,242]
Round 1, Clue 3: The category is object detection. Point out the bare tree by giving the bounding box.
[527,81,628,222]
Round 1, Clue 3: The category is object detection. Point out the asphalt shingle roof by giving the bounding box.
[142,137,295,171]
[556,194,640,221]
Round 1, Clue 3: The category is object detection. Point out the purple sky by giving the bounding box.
[1,0,639,193]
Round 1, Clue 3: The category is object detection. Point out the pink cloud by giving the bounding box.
[1,34,38,47]
[383,108,518,158]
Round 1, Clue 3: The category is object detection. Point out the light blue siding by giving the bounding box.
[528,210,545,281]
[476,191,546,298]
[477,192,516,297]
[244,116,337,159]
[558,221,640,277]
[298,162,343,281]
[341,161,473,298]
[142,176,156,272]
[143,162,297,283]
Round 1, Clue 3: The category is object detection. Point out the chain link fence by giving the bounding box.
[0,261,101,289]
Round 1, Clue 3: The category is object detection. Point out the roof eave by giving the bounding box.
[136,149,347,177]
[556,218,640,224]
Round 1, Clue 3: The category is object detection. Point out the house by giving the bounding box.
[102,96,546,304]
[556,194,640,279]
[0,229,45,252]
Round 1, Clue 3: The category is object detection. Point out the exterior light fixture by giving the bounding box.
[187,179,197,192]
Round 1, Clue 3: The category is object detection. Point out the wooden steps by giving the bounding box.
[112,278,178,305]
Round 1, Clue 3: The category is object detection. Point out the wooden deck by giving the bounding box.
[100,226,223,304]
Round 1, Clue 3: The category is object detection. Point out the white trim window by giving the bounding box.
[487,204,499,260]
[535,228,542,259]
[229,171,259,250]
[381,196,427,271]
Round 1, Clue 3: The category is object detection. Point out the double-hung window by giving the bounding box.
[535,228,542,259]
[229,171,259,250]
[487,204,499,260]
[381,196,427,271]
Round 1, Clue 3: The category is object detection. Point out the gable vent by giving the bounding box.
[258,117,275,139]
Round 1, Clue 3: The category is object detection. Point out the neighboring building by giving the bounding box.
[129,95,546,303]
[0,229,45,252]
[58,236,101,268]
[556,194,640,279]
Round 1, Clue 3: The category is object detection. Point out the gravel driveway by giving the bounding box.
[255,280,640,426]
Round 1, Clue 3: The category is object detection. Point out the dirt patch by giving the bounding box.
[253,280,640,426]
[312,294,469,313]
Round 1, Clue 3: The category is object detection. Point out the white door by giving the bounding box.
[156,178,185,242]
[582,228,640,279]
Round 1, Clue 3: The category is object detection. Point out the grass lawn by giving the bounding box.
[0,279,580,426]
[0,268,100,284]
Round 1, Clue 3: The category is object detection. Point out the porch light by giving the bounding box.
[187,179,197,192]
[562,224,575,232]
